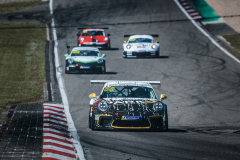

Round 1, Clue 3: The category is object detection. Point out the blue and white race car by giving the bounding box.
[123,35,160,58]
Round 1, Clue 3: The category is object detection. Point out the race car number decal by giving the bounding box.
[72,51,80,53]
[129,39,136,41]
[104,87,115,92]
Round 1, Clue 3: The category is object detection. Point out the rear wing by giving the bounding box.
[77,27,108,30]
[90,80,161,86]
[124,34,159,38]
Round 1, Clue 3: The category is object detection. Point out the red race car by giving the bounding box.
[77,28,111,49]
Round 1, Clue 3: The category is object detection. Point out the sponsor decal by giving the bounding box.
[72,50,80,53]
[137,50,146,52]
[80,66,91,69]
[137,46,146,48]
[129,38,136,41]
[121,116,142,120]
[104,87,115,92]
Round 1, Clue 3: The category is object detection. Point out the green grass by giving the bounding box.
[0,1,48,13]
[0,23,46,116]
[223,34,240,60]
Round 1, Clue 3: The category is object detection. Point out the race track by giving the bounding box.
[51,0,240,159]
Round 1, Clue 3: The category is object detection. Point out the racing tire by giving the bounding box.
[164,107,168,131]
[65,68,69,74]
[102,63,106,74]
[90,114,95,130]
[88,111,91,129]
[107,40,111,50]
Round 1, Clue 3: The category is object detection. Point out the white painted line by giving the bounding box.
[49,0,85,159]
[43,139,74,148]
[46,24,50,41]
[174,0,240,63]
[42,153,77,160]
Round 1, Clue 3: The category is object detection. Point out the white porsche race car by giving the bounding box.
[64,47,106,74]
[123,35,160,58]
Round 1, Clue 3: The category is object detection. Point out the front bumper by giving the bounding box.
[92,114,167,130]
[123,51,159,58]
[66,62,105,73]
[79,43,108,49]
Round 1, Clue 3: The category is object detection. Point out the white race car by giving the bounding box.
[88,80,168,131]
[122,35,160,58]
[64,47,106,74]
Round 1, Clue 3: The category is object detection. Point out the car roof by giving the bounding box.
[129,35,153,39]
[72,47,99,51]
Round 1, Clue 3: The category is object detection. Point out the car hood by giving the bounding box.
[71,56,102,63]
[80,36,107,42]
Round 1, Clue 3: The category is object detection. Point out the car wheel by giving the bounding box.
[88,111,91,129]
[90,114,95,130]
[65,68,69,74]
[108,40,111,49]
[164,107,168,131]
[102,63,106,74]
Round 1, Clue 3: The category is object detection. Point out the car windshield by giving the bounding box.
[128,38,153,43]
[82,30,105,36]
[71,50,100,56]
[100,86,157,99]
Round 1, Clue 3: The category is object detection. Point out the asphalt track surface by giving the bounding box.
[50,0,240,159]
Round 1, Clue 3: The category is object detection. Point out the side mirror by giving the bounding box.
[89,93,96,98]
[102,54,106,57]
[123,41,127,43]
[160,94,167,101]
[156,41,159,43]
[64,53,68,56]
[107,33,111,36]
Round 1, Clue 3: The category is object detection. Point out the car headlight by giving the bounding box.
[127,45,131,49]
[98,58,103,64]
[152,44,157,49]
[98,101,109,112]
[80,37,84,42]
[104,37,108,41]
[68,58,74,64]
[153,102,163,111]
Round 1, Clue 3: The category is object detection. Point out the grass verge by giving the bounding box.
[0,1,48,13]
[223,34,240,60]
[0,23,46,118]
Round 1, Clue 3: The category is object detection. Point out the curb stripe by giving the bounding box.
[43,112,66,118]
[43,126,70,133]
[44,131,72,138]
[43,142,74,151]
[43,139,74,148]
[44,105,64,109]
[43,136,73,144]
[43,117,67,123]
[44,108,64,113]
[43,121,68,128]
[42,158,59,160]
[43,115,67,121]
[42,149,76,159]
[178,0,202,22]
[43,119,68,126]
